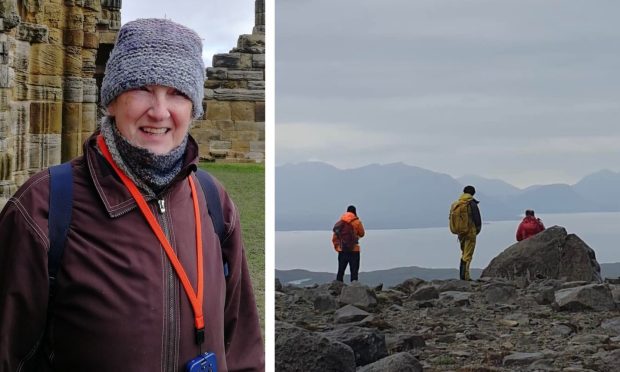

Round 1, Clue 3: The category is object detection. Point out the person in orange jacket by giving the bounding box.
[332,205,365,282]
[516,209,545,241]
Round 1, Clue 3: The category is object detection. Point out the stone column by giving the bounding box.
[0,31,16,206]
[254,0,265,33]
[0,1,121,210]
[62,4,85,160]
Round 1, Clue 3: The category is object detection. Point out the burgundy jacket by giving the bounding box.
[0,133,264,372]
[516,216,545,241]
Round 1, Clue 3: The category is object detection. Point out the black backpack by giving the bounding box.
[333,218,358,251]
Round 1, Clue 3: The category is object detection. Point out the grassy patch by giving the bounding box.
[198,163,265,334]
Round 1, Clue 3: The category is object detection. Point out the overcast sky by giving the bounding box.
[275,0,620,188]
[122,0,255,67]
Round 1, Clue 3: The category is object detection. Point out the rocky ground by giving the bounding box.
[276,277,620,371]
[275,227,620,371]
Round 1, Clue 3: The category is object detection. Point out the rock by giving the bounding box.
[339,283,377,310]
[498,319,519,327]
[276,274,620,371]
[417,300,435,308]
[323,326,388,366]
[275,278,282,292]
[610,285,620,305]
[275,322,356,372]
[376,291,403,306]
[482,226,602,283]
[482,283,517,304]
[528,358,557,370]
[589,349,620,372]
[600,317,620,335]
[531,286,556,305]
[570,334,610,345]
[314,294,337,312]
[334,304,370,324]
[502,352,545,366]
[437,279,474,292]
[357,352,423,372]
[436,334,456,343]
[554,284,616,311]
[551,324,575,336]
[440,290,473,306]
[391,278,426,294]
[385,333,426,352]
[328,280,345,296]
[560,280,591,289]
[410,285,439,301]
[464,330,496,341]
[353,315,394,330]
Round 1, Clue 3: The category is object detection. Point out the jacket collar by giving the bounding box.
[84,131,200,218]
[459,193,473,201]
[341,212,358,223]
[459,193,479,204]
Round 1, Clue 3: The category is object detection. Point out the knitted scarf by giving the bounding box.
[99,116,187,196]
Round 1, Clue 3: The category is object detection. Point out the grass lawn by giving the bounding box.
[198,162,265,335]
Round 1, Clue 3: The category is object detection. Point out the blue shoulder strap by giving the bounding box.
[48,162,73,298]
[195,169,229,277]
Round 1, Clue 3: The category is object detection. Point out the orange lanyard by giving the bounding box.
[97,135,205,342]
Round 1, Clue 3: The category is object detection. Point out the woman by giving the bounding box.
[0,19,264,371]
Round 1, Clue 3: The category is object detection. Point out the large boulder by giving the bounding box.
[554,283,616,311]
[334,304,370,324]
[339,282,378,310]
[481,226,601,282]
[323,326,388,366]
[275,322,356,372]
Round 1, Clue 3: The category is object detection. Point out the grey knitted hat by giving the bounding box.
[101,18,205,118]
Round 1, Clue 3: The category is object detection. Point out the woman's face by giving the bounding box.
[107,85,193,155]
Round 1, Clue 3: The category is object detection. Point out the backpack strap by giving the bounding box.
[48,162,73,299]
[195,169,229,278]
[46,165,230,299]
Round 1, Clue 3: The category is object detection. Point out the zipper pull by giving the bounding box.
[157,199,166,214]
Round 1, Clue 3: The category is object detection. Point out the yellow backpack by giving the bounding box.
[449,199,472,235]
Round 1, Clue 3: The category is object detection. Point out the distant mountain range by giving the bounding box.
[276,263,620,288]
[276,162,620,231]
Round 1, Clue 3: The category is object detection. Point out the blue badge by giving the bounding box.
[186,352,217,372]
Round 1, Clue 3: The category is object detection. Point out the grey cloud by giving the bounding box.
[122,0,254,66]
[276,0,620,186]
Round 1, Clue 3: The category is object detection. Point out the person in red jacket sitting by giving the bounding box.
[516,209,545,241]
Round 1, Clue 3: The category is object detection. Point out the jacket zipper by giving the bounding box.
[157,198,179,372]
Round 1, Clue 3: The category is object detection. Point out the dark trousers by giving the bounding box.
[336,251,360,282]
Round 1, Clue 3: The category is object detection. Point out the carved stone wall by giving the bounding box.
[0,0,120,207]
[193,0,265,162]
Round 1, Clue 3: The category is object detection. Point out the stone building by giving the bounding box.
[0,0,265,208]
[195,0,265,162]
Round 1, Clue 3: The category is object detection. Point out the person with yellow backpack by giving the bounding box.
[449,185,482,280]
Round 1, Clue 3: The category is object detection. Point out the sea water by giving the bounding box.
[276,212,620,272]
